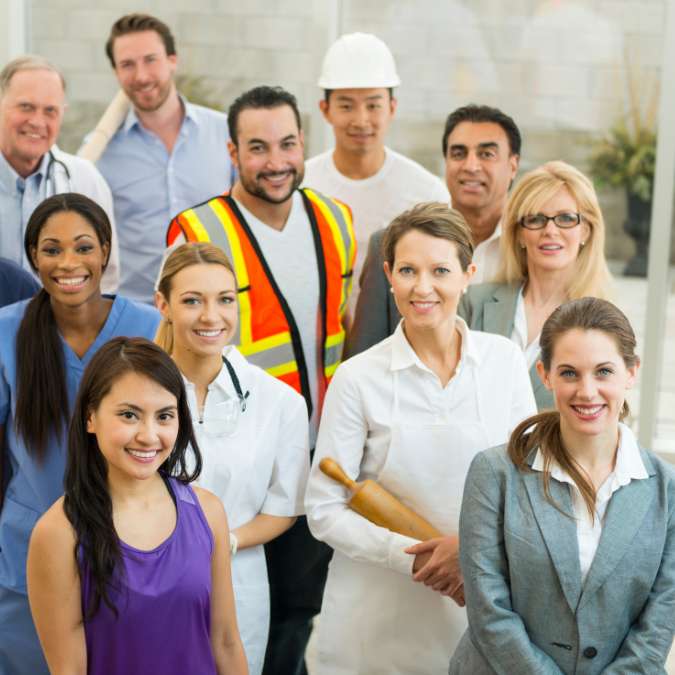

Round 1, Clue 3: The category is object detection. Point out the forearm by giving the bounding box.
[213,637,248,675]
[232,514,296,550]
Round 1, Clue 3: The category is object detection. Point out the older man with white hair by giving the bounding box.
[0,55,119,290]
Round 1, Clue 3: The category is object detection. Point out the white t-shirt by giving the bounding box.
[304,147,449,298]
[235,192,322,445]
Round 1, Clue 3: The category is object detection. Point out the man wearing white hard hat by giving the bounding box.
[304,33,449,305]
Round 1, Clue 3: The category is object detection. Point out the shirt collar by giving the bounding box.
[389,316,480,373]
[532,423,649,486]
[182,346,249,400]
[0,148,50,194]
[474,221,502,251]
[122,94,194,134]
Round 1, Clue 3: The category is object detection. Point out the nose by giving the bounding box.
[413,271,434,295]
[576,374,598,400]
[200,299,220,323]
[349,104,369,128]
[462,150,481,172]
[541,217,559,236]
[134,419,161,446]
[58,248,79,270]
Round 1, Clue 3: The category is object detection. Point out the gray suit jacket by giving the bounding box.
[449,446,675,675]
[344,228,400,359]
[459,282,553,411]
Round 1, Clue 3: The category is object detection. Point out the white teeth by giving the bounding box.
[541,245,562,250]
[57,276,86,286]
[127,449,158,458]
[195,329,221,337]
[412,301,436,308]
[573,405,603,415]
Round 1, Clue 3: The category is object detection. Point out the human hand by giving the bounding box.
[405,535,464,606]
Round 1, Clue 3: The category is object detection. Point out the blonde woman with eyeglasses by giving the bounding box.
[459,161,612,409]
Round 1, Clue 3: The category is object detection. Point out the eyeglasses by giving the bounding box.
[519,212,583,230]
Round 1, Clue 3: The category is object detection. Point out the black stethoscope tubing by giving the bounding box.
[44,150,72,196]
[222,355,250,413]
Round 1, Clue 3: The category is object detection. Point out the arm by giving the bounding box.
[601,491,675,673]
[195,487,248,675]
[305,363,417,576]
[405,534,464,605]
[234,391,309,549]
[344,230,393,358]
[26,499,87,675]
[460,453,565,675]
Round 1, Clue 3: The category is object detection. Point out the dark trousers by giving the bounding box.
[262,516,332,675]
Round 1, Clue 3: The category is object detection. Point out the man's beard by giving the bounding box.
[239,167,304,205]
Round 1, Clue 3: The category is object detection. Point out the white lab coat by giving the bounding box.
[186,347,310,675]
[306,320,537,675]
[48,146,120,294]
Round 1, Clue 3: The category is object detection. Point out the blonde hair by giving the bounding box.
[496,161,612,300]
[155,243,235,354]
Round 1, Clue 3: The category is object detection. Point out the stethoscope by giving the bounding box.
[222,355,250,413]
[43,150,72,197]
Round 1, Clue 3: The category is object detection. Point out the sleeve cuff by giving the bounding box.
[387,533,419,575]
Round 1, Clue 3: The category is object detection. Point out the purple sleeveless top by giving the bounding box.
[80,477,216,675]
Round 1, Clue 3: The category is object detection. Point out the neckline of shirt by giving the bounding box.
[327,146,395,187]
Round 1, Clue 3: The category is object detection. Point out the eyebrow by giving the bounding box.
[449,141,500,152]
[335,94,384,101]
[40,234,95,244]
[117,403,177,413]
[556,361,616,369]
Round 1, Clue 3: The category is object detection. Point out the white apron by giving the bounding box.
[315,366,490,675]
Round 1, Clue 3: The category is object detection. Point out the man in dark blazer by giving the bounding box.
[345,104,521,357]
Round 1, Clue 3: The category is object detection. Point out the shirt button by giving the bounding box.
[583,647,598,659]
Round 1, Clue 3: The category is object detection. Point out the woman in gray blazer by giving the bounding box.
[450,297,675,675]
[459,161,612,410]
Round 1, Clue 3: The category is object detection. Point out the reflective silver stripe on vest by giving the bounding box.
[189,200,243,346]
[242,340,296,371]
[324,339,344,369]
[307,190,354,275]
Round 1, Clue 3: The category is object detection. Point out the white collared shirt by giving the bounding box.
[184,346,310,528]
[532,423,649,584]
[471,223,502,285]
[511,285,541,368]
[306,318,536,575]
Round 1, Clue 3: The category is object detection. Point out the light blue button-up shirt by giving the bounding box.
[96,98,235,304]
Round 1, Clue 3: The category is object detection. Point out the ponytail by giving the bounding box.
[15,289,69,459]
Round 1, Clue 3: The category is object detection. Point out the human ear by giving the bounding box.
[536,360,552,390]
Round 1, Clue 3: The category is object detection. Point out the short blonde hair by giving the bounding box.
[155,243,235,354]
[496,161,611,300]
[382,202,474,271]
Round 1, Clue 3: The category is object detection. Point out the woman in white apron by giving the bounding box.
[306,202,537,675]
[155,242,309,675]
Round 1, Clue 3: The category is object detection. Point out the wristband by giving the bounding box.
[229,532,239,557]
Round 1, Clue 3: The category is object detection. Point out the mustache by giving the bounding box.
[257,169,297,179]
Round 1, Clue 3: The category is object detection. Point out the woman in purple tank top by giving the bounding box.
[26,337,248,675]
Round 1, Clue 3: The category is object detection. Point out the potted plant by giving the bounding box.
[589,66,658,277]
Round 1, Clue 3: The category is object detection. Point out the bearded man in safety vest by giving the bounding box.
[167,85,355,675]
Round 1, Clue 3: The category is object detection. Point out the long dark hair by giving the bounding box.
[64,337,201,620]
[507,298,638,518]
[15,193,112,460]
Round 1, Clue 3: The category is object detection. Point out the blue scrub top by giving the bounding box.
[0,295,160,593]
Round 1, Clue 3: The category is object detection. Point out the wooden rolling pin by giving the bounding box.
[319,457,442,541]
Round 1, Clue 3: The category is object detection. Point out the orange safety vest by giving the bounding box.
[166,188,356,415]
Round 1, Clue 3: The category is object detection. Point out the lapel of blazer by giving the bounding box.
[578,454,657,609]
[482,283,520,336]
[522,467,583,613]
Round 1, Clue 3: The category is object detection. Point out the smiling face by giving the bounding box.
[0,69,65,177]
[229,104,304,205]
[384,229,474,333]
[537,328,638,442]
[112,30,177,113]
[444,121,518,222]
[156,262,238,359]
[518,187,590,276]
[319,87,396,156]
[87,370,179,482]
[31,210,109,306]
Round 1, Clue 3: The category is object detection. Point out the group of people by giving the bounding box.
[0,10,673,675]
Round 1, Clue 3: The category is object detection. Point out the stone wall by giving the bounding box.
[28,0,671,263]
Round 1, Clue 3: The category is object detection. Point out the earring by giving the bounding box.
[390,287,394,294]
[580,241,586,247]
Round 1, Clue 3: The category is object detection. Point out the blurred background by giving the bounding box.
[1,0,674,459]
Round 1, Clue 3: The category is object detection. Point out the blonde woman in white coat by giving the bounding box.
[306,203,536,675]
[155,242,309,675]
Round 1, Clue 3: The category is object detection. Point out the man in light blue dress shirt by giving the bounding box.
[0,56,120,292]
[94,13,235,304]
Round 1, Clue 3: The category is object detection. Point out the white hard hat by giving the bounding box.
[318,32,401,89]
